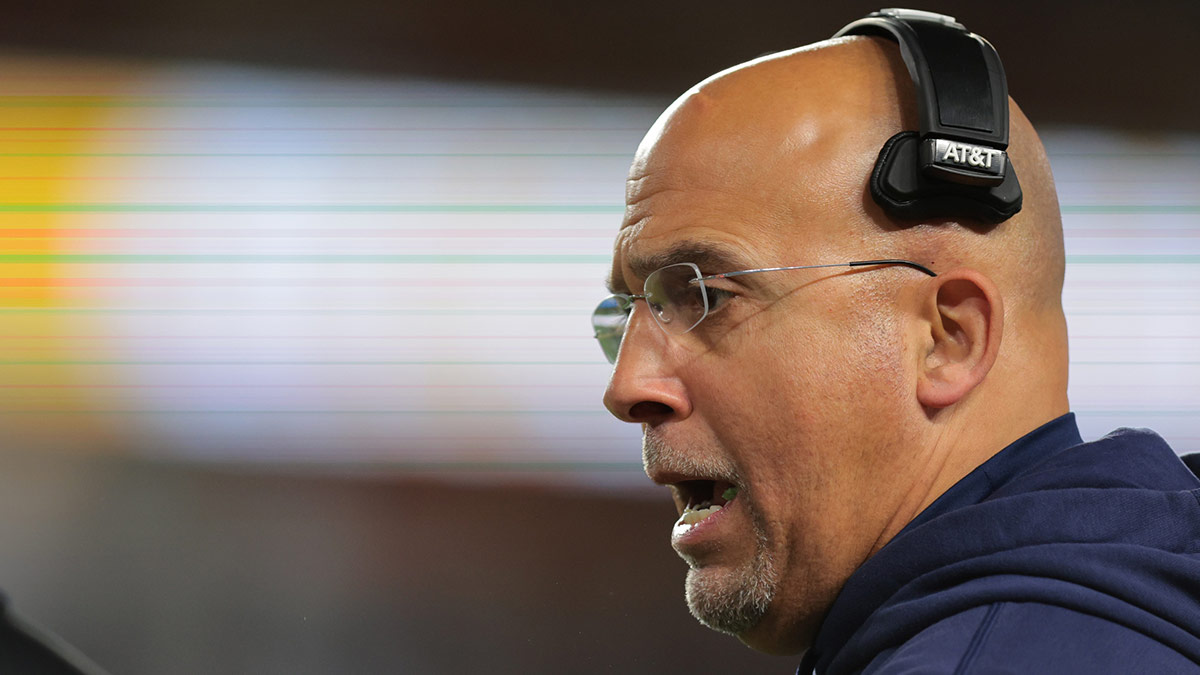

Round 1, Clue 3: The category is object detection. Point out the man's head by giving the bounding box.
[600,33,1070,654]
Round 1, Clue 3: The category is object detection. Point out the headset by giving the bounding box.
[833,8,1022,225]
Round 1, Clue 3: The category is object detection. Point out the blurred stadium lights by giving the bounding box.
[0,53,1197,490]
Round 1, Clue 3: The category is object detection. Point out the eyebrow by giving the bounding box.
[607,240,756,293]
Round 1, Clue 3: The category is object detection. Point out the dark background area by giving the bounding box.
[1,0,1197,131]
[0,451,789,674]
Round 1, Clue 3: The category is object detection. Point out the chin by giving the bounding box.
[684,561,823,656]
[685,569,773,636]
[683,541,782,638]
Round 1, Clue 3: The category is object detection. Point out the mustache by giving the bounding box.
[642,430,741,484]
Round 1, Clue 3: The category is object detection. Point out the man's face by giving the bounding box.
[603,100,922,653]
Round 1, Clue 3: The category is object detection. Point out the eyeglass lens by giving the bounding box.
[592,295,631,364]
[644,262,708,333]
[591,262,708,364]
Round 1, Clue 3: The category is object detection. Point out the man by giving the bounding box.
[593,9,1200,674]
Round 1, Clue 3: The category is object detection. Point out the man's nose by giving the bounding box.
[602,304,692,425]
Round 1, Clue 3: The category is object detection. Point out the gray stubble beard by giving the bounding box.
[642,430,780,636]
[682,516,780,636]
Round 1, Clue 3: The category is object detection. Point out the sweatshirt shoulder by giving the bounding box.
[994,427,1200,496]
[863,602,1200,675]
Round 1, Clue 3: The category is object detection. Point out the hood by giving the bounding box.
[801,415,1200,674]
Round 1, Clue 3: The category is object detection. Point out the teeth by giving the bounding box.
[680,503,722,525]
[671,484,742,538]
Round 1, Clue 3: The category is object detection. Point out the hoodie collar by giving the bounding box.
[797,413,1083,675]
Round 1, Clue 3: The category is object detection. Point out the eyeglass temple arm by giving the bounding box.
[699,258,936,281]
[846,259,937,276]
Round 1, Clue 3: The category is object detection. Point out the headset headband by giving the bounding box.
[833,8,1023,224]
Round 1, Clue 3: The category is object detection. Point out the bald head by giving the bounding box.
[623,35,1069,423]
[627,39,918,242]
[632,36,1063,303]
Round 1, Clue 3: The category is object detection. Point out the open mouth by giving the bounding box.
[674,479,740,526]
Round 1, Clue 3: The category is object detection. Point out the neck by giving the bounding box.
[872,367,1069,556]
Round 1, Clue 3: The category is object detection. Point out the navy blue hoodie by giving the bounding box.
[799,414,1200,674]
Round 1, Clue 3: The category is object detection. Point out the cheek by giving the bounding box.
[686,326,847,487]
[758,312,903,415]
[697,307,910,473]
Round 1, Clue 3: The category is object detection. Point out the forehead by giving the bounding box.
[620,239,756,283]
[611,184,759,290]
[608,55,890,291]
[609,167,844,293]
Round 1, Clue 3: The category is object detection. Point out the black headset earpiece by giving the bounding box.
[833,8,1022,225]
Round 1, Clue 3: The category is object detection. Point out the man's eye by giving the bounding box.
[703,286,735,311]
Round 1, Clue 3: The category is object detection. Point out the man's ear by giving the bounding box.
[916,269,1003,409]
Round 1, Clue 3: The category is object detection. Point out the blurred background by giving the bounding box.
[0,1,1197,673]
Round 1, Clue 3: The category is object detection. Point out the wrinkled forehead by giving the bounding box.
[611,139,800,294]
[609,177,847,298]
[607,234,759,294]
[611,128,869,293]
[608,41,911,288]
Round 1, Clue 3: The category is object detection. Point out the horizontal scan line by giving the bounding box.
[0,309,586,315]
[0,360,598,365]
[0,335,588,340]
[0,152,630,157]
[1066,255,1200,264]
[0,98,659,109]
[294,461,645,473]
[0,383,599,388]
[0,409,611,414]
[0,254,610,263]
[0,203,622,213]
[1059,205,1200,214]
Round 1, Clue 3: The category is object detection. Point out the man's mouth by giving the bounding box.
[674,479,740,526]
